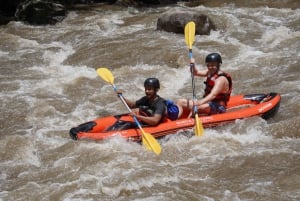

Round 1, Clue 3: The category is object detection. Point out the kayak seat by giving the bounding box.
[106,120,137,131]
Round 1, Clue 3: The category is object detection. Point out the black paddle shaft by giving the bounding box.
[190,62,197,114]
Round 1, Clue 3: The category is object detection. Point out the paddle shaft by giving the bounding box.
[184,21,203,136]
[189,50,198,115]
[111,84,146,132]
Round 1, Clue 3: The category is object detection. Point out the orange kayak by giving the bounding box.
[69,93,280,141]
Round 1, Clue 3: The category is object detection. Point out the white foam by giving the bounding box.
[21,41,97,95]
[104,175,178,197]
[1,135,41,168]
[113,64,191,100]
[260,26,299,48]
[18,37,39,48]
[70,10,145,38]
[0,50,9,57]
[42,42,75,66]
[160,118,274,160]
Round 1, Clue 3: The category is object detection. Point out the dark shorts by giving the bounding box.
[208,102,226,114]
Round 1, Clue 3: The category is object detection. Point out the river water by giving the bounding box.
[1,2,300,201]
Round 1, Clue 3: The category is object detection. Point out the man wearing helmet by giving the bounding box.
[118,78,166,126]
[176,53,232,118]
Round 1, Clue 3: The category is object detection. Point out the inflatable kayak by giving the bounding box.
[69,92,280,141]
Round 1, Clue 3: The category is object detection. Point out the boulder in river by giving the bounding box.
[157,8,216,35]
[15,0,66,25]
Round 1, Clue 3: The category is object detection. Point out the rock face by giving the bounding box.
[0,0,139,25]
[0,0,19,25]
[157,8,216,35]
[15,0,66,25]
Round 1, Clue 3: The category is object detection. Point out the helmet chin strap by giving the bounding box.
[216,63,221,72]
[210,65,220,75]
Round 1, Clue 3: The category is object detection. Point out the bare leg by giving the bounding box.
[197,103,211,115]
[175,98,186,118]
[185,101,211,117]
[176,98,195,118]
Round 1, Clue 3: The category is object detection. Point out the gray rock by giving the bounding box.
[157,8,216,35]
[15,0,66,25]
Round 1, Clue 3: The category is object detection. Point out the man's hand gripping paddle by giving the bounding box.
[96,67,162,155]
[184,21,204,136]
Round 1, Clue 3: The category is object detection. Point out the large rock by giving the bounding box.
[116,0,176,6]
[15,0,66,25]
[0,0,20,25]
[0,0,20,16]
[0,14,13,25]
[157,8,216,35]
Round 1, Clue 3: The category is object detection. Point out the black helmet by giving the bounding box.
[205,53,222,64]
[144,78,160,89]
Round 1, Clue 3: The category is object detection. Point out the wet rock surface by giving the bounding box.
[157,8,216,35]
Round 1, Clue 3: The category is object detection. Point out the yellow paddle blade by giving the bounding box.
[194,113,204,136]
[184,21,196,49]
[142,131,162,155]
[96,67,114,84]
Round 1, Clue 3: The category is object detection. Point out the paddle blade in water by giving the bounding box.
[142,132,162,155]
[97,67,114,84]
[184,21,196,49]
[194,113,204,136]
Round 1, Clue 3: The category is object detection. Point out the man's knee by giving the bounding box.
[176,98,185,105]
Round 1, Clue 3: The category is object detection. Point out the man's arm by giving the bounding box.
[190,58,208,77]
[123,97,136,108]
[116,90,137,108]
[134,113,162,126]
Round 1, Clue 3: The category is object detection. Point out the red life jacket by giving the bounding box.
[204,71,232,104]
